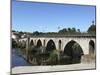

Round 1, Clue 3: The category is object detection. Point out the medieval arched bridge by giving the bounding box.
[19,35,96,56]
[17,34,96,65]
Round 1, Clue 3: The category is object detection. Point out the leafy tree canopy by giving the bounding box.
[87,21,96,34]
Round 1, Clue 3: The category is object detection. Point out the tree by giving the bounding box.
[68,28,77,33]
[58,27,81,34]
[87,21,96,34]
[33,31,39,35]
[77,29,80,33]
[58,28,67,33]
[87,25,96,33]
[72,28,76,33]
[68,28,71,32]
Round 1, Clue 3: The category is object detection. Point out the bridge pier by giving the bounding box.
[25,37,30,61]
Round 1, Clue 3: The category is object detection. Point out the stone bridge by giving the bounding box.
[19,35,96,56]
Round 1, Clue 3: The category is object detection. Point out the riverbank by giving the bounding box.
[11,62,95,74]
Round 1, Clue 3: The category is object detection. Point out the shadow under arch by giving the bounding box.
[46,40,56,52]
[30,40,34,47]
[37,39,42,47]
[12,38,17,48]
[59,40,61,50]
[63,40,84,64]
[89,40,95,54]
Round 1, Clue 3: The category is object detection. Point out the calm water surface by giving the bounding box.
[11,48,31,68]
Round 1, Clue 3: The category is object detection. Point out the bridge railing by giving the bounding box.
[30,33,96,38]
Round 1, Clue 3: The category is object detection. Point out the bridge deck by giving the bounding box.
[30,34,96,38]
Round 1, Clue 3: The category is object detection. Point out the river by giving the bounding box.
[11,48,32,68]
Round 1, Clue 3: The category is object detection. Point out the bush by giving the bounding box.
[47,50,59,65]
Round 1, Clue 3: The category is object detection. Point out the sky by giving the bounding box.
[12,0,96,32]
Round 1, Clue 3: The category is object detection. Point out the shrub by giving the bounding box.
[48,50,59,65]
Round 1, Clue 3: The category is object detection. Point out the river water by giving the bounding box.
[11,48,31,68]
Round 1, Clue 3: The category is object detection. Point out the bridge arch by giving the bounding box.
[89,40,95,54]
[12,38,17,48]
[30,40,34,46]
[37,39,42,47]
[46,39,56,52]
[63,40,84,63]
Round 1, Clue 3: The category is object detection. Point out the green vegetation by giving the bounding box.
[87,25,96,34]
[47,50,59,65]
[58,27,80,34]
[12,39,18,48]
[87,21,96,34]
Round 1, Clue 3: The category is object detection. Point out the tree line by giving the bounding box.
[12,21,96,37]
[32,24,96,36]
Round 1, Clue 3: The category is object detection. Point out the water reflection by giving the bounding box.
[11,49,31,68]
